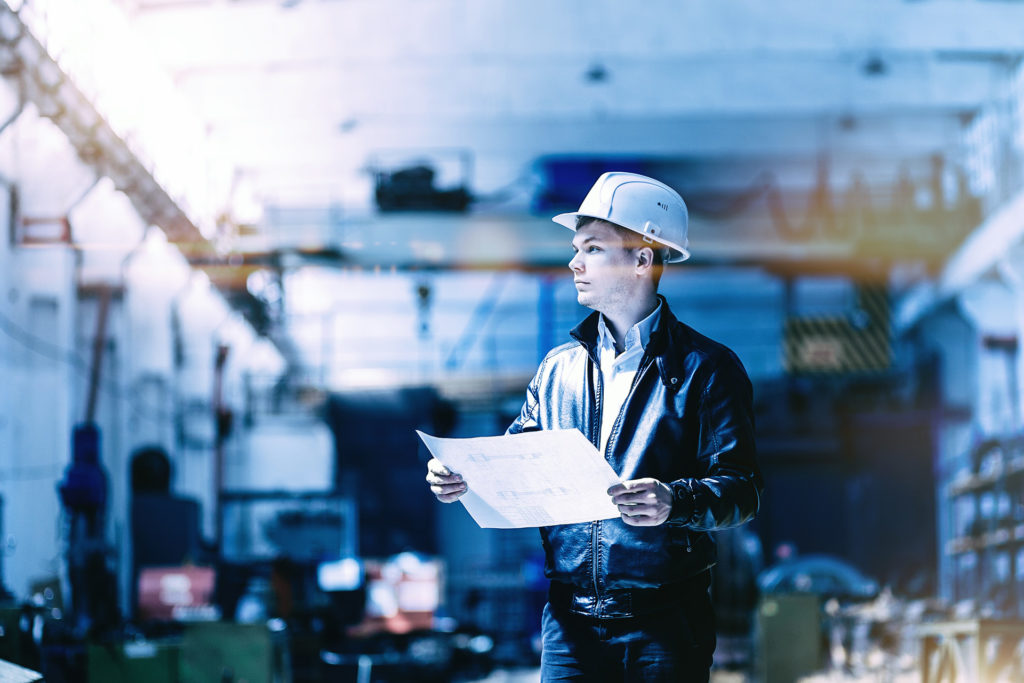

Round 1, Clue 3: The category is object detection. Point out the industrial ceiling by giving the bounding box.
[88,0,1024,284]
[101,2,1016,251]
[8,0,1022,266]
[5,0,1024,383]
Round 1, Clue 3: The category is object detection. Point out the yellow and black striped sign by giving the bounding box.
[783,286,891,374]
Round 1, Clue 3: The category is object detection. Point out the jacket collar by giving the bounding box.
[570,295,686,390]
[596,299,661,357]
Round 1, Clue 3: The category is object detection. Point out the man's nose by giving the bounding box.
[569,251,583,272]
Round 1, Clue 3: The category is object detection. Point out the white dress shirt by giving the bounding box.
[596,301,662,455]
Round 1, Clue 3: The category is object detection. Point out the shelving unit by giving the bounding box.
[919,619,1024,683]
[944,437,1024,616]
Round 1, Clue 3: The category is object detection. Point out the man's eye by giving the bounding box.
[588,246,601,253]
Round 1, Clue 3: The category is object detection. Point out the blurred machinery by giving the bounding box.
[754,375,940,599]
[754,592,822,683]
[325,387,455,558]
[219,492,356,566]
[319,553,494,683]
[754,554,879,682]
[84,621,291,683]
[130,445,209,621]
[0,382,498,683]
[58,423,118,637]
[373,163,472,213]
[757,555,879,600]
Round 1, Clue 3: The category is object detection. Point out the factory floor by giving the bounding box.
[467,670,539,682]
[469,669,748,682]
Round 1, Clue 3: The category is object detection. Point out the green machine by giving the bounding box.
[181,622,290,683]
[88,641,180,683]
[754,593,824,683]
[89,622,291,683]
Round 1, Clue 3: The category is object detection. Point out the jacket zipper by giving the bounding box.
[590,356,603,600]
[591,349,657,605]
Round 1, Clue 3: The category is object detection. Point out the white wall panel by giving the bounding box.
[0,247,76,598]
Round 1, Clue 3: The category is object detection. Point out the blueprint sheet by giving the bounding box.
[417,429,622,529]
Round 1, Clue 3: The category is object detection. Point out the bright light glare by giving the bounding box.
[317,558,363,592]
[17,0,231,234]
[285,267,334,315]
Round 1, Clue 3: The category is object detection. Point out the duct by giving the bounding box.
[895,188,1024,333]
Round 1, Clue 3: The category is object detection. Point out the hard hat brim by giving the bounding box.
[551,212,580,230]
[551,212,690,263]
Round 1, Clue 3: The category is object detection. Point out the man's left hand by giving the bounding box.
[607,478,673,526]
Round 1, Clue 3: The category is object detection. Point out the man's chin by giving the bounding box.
[576,293,597,310]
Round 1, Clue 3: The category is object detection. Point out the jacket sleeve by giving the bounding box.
[506,366,542,435]
[668,352,763,530]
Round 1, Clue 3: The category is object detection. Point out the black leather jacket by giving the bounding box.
[508,297,763,618]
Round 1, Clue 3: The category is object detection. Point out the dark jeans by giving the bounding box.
[540,585,715,682]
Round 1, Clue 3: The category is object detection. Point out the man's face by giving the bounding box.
[568,220,638,313]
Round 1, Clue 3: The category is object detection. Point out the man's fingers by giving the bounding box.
[616,501,657,515]
[427,458,456,477]
[425,457,467,503]
[431,482,467,496]
[610,489,658,505]
[620,513,661,527]
[426,477,464,491]
[610,479,672,526]
[431,481,467,502]
[425,459,463,487]
[617,502,667,526]
[426,471,463,485]
[607,478,657,496]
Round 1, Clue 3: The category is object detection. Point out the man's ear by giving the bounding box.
[636,246,654,272]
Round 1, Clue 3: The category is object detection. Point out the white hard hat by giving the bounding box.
[553,172,690,262]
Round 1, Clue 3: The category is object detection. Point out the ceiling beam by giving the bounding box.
[172,54,1001,119]
[132,1,1024,68]
[213,113,964,163]
[207,111,965,207]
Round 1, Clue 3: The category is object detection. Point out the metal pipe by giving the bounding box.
[84,285,112,423]
[213,343,230,551]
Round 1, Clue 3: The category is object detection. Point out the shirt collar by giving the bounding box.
[597,300,662,355]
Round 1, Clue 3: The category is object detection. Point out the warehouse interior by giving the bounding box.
[1,0,1024,681]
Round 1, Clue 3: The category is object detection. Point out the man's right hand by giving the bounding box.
[425,458,467,503]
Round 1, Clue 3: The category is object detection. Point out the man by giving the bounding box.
[426,172,762,681]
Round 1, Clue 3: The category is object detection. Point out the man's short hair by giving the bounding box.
[576,216,667,286]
